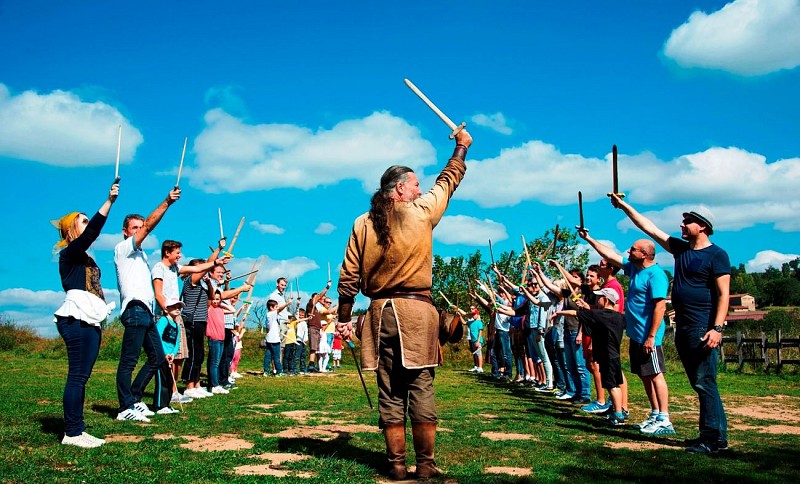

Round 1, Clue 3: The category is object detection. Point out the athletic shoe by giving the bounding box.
[116,408,150,423]
[634,412,659,430]
[468,366,479,372]
[228,377,235,384]
[231,372,243,379]
[476,368,484,373]
[606,412,627,426]
[582,400,611,414]
[686,441,721,454]
[133,402,155,417]
[641,419,676,435]
[556,392,574,400]
[156,406,181,415]
[183,388,205,399]
[275,373,287,377]
[199,388,214,397]
[62,433,102,448]
[226,382,239,390]
[81,432,106,445]
[171,392,193,404]
[534,386,556,394]
[211,386,229,394]
[570,396,592,405]
[685,436,728,449]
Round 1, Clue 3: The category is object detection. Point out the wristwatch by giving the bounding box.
[713,325,724,333]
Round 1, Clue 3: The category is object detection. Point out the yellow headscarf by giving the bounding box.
[51,212,80,250]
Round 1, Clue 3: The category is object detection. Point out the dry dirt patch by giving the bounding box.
[481,432,538,441]
[731,423,800,435]
[264,424,378,441]
[233,452,315,478]
[180,433,254,452]
[486,466,532,477]
[604,441,674,451]
[104,434,144,444]
[478,413,498,420]
[152,434,176,440]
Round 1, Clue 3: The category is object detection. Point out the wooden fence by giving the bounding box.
[720,330,800,372]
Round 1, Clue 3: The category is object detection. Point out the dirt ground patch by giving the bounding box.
[478,413,499,420]
[152,434,176,440]
[731,423,800,435]
[180,433,254,452]
[481,432,538,441]
[727,396,800,424]
[264,424,378,441]
[485,466,532,476]
[281,410,349,424]
[233,452,314,478]
[604,441,674,451]
[104,434,144,444]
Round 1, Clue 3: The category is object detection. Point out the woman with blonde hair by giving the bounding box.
[52,182,119,448]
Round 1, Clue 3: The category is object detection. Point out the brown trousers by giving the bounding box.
[376,304,436,427]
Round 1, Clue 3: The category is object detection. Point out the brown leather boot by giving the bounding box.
[384,423,408,480]
[411,421,440,479]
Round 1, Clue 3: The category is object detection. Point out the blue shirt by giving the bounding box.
[623,261,669,345]
[467,318,484,344]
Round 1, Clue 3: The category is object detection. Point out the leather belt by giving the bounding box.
[372,291,434,307]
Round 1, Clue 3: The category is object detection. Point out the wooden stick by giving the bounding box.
[114,125,121,183]
[175,137,187,188]
[438,291,455,308]
[218,208,225,239]
[223,217,245,257]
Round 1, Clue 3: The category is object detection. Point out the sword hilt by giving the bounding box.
[449,122,467,140]
[607,192,626,199]
[222,251,234,258]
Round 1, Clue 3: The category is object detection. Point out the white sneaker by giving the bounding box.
[62,433,102,448]
[199,388,215,397]
[476,367,484,373]
[133,401,155,417]
[634,412,659,430]
[228,377,235,384]
[156,406,181,415]
[81,432,106,445]
[116,408,150,423]
[231,372,243,379]
[211,386,230,394]
[183,388,203,399]
[171,392,193,403]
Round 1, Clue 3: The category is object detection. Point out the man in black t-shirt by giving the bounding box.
[611,196,730,454]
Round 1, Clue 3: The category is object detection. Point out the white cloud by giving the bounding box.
[746,249,800,272]
[187,109,436,193]
[663,0,800,75]
[470,112,512,135]
[249,221,285,235]
[434,215,508,246]
[93,233,160,251]
[0,288,63,308]
[455,141,800,233]
[0,83,143,166]
[314,222,336,235]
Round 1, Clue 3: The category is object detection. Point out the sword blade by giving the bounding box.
[488,239,495,267]
[348,341,373,409]
[612,144,619,194]
[404,78,458,131]
[176,137,187,188]
[578,191,584,229]
[227,217,245,254]
[114,125,122,182]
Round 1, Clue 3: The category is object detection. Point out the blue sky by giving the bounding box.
[2,0,799,337]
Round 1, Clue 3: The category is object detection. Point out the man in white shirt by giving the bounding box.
[114,188,180,422]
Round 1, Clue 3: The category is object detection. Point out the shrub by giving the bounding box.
[0,318,40,352]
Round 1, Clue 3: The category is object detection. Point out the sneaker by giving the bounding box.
[686,441,721,454]
[641,419,676,435]
[171,392,193,404]
[468,366,478,372]
[634,412,659,430]
[275,373,287,377]
[228,377,235,384]
[582,400,611,414]
[184,388,205,399]
[81,432,106,445]
[556,392,575,400]
[227,382,238,390]
[685,436,728,449]
[535,386,556,394]
[570,396,592,405]
[606,412,627,426]
[211,386,229,394]
[62,433,102,448]
[156,406,181,415]
[231,372,243,379]
[199,388,214,397]
[133,402,155,417]
[116,408,150,423]
[476,368,484,373]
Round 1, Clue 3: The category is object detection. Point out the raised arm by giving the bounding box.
[577,228,624,267]
[610,194,671,253]
[133,188,181,249]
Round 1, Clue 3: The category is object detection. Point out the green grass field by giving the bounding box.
[2,338,800,483]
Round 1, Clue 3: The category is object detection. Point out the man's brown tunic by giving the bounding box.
[338,156,466,370]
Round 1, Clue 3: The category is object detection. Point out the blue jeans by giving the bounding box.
[219,329,235,385]
[263,342,282,374]
[116,302,164,411]
[296,343,307,372]
[675,325,727,443]
[564,329,590,399]
[494,329,512,376]
[207,339,223,388]
[56,316,101,437]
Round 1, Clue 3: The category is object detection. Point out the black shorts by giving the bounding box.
[629,341,666,377]
[601,357,624,390]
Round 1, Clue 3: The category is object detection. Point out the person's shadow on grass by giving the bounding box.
[274,430,385,474]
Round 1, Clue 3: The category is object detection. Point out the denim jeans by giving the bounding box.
[181,320,206,382]
[564,329,590,399]
[56,316,101,437]
[494,329,512,376]
[116,301,164,411]
[219,328,235,385]
[263,342,282,374]
[283,343,297,374]
[207,339,223,388]
[675,325,728,443]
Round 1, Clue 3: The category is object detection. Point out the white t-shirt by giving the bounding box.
[266,310,281,343]
[268,288,290,323]
[115,236,155,315]
[151,261,182,314]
